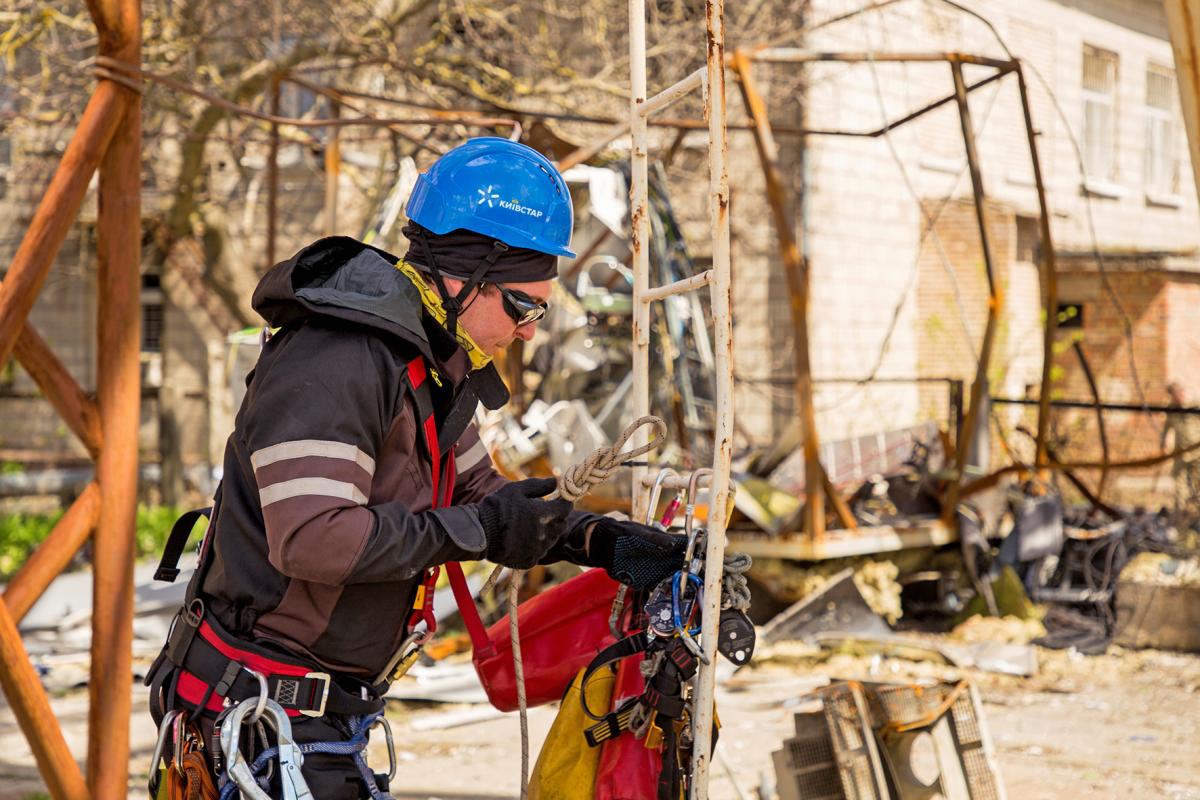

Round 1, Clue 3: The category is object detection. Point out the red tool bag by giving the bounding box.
[407,355,621,712]
[445,563,621,712]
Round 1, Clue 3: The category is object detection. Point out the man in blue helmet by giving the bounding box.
[145,138,683,798]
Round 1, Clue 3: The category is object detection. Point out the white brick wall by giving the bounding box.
[728,0,1200,447]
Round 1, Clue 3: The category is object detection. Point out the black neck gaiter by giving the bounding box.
[401,221,559,282]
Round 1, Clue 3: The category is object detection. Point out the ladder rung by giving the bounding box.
[640,270,713,303]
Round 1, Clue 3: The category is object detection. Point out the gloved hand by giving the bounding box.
[478,478,573,569]
[588,517,686,589]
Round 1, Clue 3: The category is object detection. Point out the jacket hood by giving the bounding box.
[252,236,510,410]
[253,236,433,360]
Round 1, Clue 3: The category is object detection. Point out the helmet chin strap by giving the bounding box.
[416,232,509,339]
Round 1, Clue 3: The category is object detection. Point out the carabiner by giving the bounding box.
[147,709,183,798]
[646,468,680,526]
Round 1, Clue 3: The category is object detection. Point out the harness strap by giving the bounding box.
[154,508,211,583]
[163,614,382,718]
[583,696,640,747]
[579,632,649,720]
[405,356,494,659]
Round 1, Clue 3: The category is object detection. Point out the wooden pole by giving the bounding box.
[3,483,101,623]
[88,0,141,792]
[13,324,103,459]
[0,83,125,366]
[0,600,89,800]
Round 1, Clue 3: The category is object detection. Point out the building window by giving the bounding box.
[1081,45,1119,184]
[1145,64,1180,199]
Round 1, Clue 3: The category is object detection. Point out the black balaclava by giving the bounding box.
[402,221,558,338]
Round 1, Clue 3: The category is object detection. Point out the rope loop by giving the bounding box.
[92,55,144,95]
[552,415,668,502]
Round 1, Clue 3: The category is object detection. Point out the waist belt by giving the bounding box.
[151,598,383,720]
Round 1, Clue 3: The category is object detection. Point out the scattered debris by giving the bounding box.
[772,679,1005,800]
[760,570,891,644]
[751,557,908,625]
[1114,559,1200,653]
[760,569,1036,677]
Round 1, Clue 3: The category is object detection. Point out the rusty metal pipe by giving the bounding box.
[691,3,734,795]
[3,483,101,623]
[1072,341,1110,499]
[266,73,281,269]
[1016,65,1059,470]
[88,0,141,789]
[0,82,126,366]
[941,60,1002,525]
[0,600,89,800]
[628,0,651,522]
[750,48,1015,70]
[731,50,831,538]
[325,97,341,235]
[13,324,103,459]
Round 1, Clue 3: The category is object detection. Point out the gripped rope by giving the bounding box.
[505,414,667,799]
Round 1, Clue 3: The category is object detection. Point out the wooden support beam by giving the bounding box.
[0,598,89,800]
[3,483,101,623]
[731,50,827,541]
[88,0,141,791]
[0,83,126,367]
[13,324,102,459]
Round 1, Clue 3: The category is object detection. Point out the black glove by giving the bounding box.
[478,478,573,569]
[588,517,686,589]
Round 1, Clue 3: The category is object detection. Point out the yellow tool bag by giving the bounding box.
[529,664,617,800]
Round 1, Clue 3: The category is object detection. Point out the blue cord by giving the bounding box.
[218,711,390,800]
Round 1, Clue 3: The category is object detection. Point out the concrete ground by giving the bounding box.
[1,644,1198,799]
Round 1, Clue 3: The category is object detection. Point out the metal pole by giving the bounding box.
[13,323,103,458]
[324,96,341,235]
[266,73,281,268]
[88,0,141,793]
[941,60,1002,525]
[629,0,651,521]
[1015,64,1059,470]
[3,483,100,622]
[0,82,125,365]
[731,51,858,534]
[0,600,89,800]
[691,1,733,795]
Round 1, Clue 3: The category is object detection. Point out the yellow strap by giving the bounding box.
[394,259,493,371]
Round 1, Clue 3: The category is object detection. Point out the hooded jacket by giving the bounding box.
[198,237,591,677]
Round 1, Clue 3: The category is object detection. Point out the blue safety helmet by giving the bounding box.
[406,137,576,258]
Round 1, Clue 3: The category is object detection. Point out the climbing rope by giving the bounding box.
[499,415,667,799]
[721,551,753,612]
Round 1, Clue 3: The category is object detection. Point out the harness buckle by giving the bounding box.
[299,671,331,718]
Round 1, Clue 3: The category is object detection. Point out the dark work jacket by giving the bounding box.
[199,237,597,678]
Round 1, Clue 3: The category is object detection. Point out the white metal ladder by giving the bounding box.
[627,1,733,797]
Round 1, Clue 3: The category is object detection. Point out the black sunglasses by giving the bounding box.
[491,284,549,326]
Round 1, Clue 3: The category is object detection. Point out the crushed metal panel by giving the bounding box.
[823,683,890,800]
[773,710,845,800]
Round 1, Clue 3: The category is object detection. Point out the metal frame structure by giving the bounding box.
[727,49,1060,547]
[0,1,141,798]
